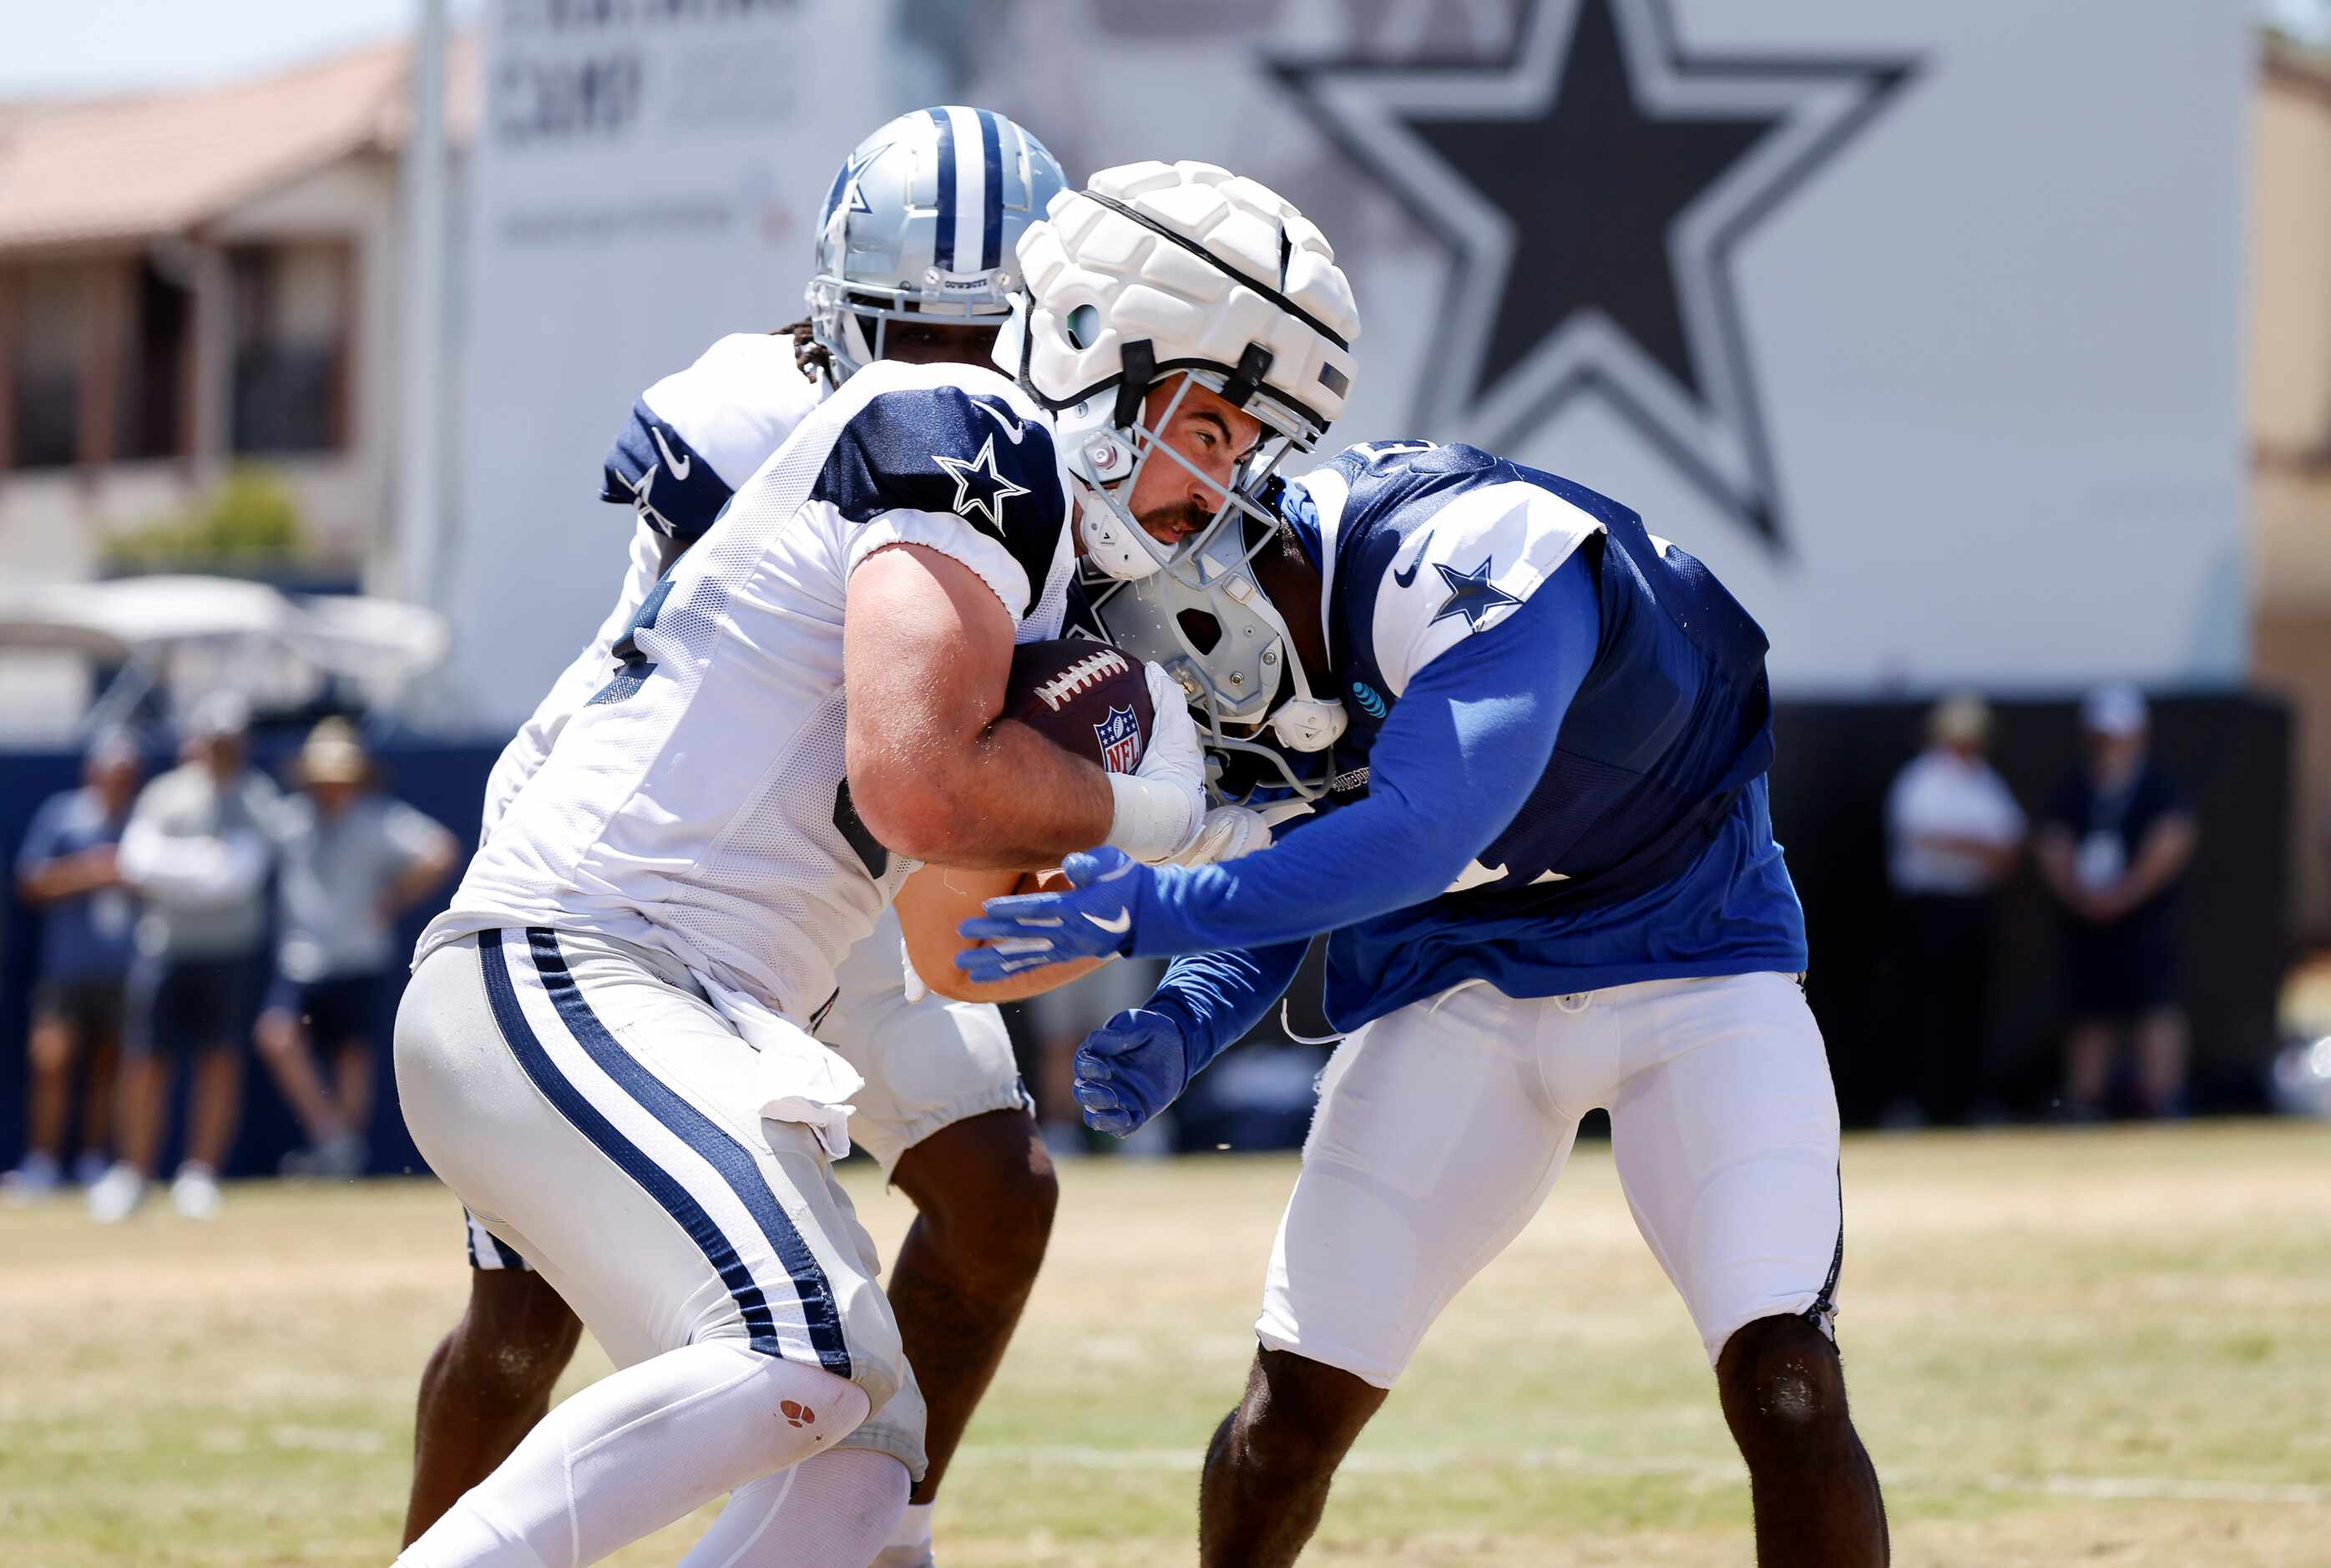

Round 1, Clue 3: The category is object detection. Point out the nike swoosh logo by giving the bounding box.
[1391,533,1430,589]
[650,424,693,481]
[1083,909,1133,934]
[968,397,1026,443]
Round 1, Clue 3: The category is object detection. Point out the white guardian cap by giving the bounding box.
[808,108,1068,379]
[1002,160,1360,584]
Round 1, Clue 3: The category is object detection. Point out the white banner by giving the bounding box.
[453,0,2248,717]
[452,0,904,723]
[955,0,2251,694]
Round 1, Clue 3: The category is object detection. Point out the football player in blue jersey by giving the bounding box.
[959,440,1889,1565]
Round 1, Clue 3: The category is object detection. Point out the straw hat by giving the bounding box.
[293,717,372,786]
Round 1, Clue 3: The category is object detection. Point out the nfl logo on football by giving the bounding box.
[1094,706,1143,773]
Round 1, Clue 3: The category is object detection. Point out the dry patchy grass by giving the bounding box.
[0,1120,2324,1565]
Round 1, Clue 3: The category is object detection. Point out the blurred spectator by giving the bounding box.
[89,695,281,1222]
[3,732,144,1201]
[1882,694,2025,1125]
[255,720,455,1178]
[2036,685,2197,1119]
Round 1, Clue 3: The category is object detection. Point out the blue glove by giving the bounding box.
[956,846,1154,984]
[1072,1007,1190,1136]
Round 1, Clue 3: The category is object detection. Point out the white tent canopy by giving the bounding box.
[0,575,450,735]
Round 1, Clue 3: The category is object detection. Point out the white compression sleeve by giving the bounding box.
[397,1341,870,1568]
[873,1500,937,1566]
[673,1449,910,1567]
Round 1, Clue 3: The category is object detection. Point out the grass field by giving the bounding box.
[2,1120,2327,1566]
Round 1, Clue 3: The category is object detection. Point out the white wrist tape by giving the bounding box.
[1103,771,1202,864]
[1162,805,1274,867]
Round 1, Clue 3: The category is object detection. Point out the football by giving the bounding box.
[1004,638,1155,774]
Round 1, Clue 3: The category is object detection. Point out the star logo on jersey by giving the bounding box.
[615,459,678,539]
[933,435,1030,529]
[1273,0,1918,554]
[1428,557,1524,633]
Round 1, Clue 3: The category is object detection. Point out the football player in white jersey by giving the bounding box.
[391,139,1359,1565]
[401,112,1077,1568]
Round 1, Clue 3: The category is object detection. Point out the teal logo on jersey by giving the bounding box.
[1350,680,1388,719]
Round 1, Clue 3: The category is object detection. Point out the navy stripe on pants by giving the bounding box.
[476,928,787,1358]
[522,928,854,1378]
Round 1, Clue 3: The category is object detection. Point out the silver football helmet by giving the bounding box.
[807,107,1067,380]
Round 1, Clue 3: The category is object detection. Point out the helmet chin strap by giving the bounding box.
[1267,693,1348,752]
[1081,437,1349,753]
[1233,572,1348,753]
[1053,346,1302,593]
[1071,479,1163,584]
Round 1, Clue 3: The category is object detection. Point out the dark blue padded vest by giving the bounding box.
[1313,441,1776,918]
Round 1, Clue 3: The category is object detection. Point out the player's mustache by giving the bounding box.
[1139,499,1216,538]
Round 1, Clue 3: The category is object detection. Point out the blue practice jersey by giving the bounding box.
[972,439,1810,1061]
[1270,439,1806,1028]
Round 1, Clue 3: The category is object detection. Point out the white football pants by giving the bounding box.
[1258,971,1844,1385]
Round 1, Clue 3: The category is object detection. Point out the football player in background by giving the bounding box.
[392,134,1355,1565]
[963,437,1889,1565]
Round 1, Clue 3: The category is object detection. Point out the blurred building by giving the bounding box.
[2253,32,2331,943]
[0,39,474,587]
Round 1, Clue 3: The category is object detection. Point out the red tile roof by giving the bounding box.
[0,34,476,255]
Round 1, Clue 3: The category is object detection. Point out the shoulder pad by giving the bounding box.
[601,334,821,541]
[1363,478,1601,694]
[1326,438,1440,478]
[601,397,739,542]
[812,383,1067,593]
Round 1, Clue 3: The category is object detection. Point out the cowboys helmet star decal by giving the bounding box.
[933,435,1031,528]
[1273,0,1918,554]
[823,144,878,218]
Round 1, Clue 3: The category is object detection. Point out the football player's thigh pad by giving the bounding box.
[398,929,909,1404]
[1257,984,1590,1388]
[1605,973,1843,1365]
[817,918,1024,1177]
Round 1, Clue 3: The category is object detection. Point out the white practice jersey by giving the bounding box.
[422,356,1076,1022]
[478,330,829,843]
